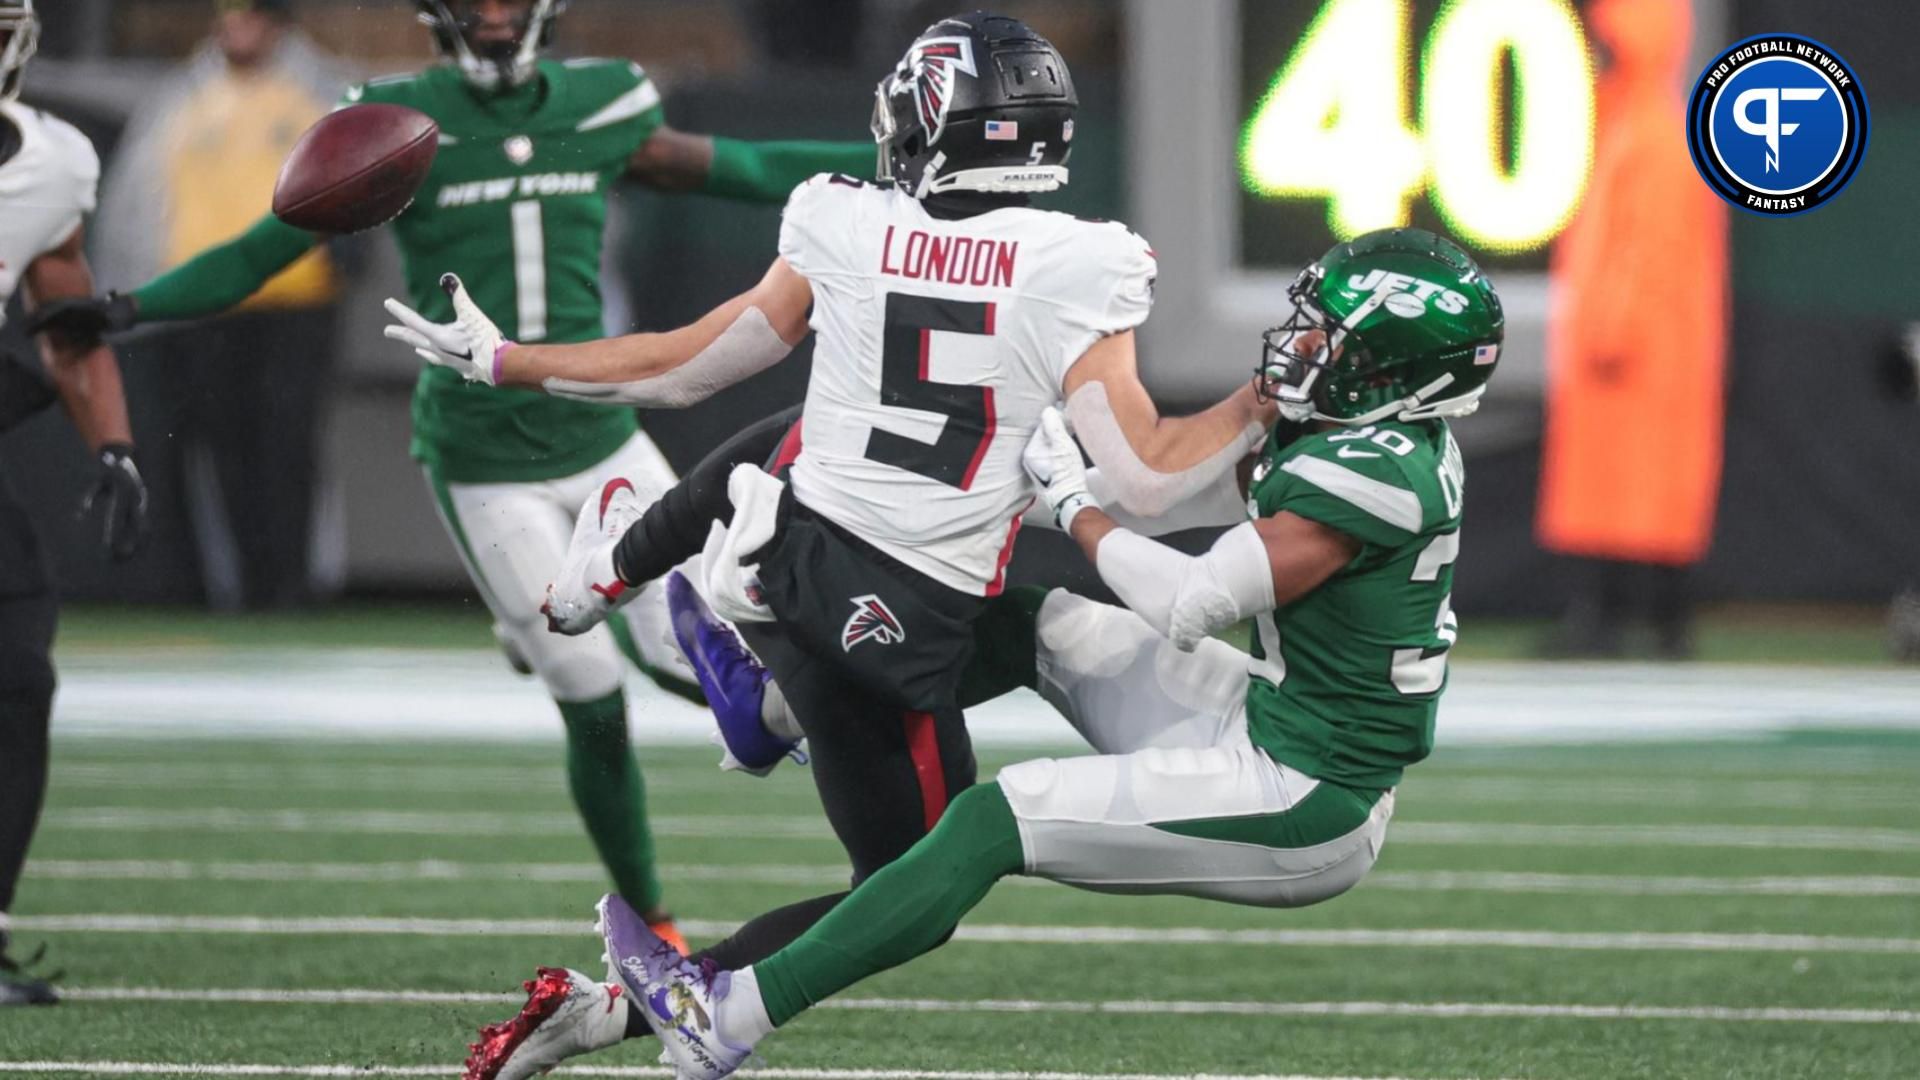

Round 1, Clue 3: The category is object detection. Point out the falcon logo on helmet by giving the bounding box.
[902,37,977,147]
[415,0,567,92]
[0,0,40,106]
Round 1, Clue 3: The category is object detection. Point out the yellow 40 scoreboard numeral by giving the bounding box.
[1240,0,1593,254]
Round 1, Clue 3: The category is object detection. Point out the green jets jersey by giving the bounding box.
[1243,419,1466,790]
[350,59,665,483]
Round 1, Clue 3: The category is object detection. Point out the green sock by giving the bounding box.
[606,615,706,706]
[752,782,1025,1026]
[557,691,664,913]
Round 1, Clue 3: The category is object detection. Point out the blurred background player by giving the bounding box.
[1534,0,1727,659]
[31,0,872,944]
[0,0,148,1007]
[94,0,351,612]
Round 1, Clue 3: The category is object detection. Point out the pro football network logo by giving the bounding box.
[842,594,906,652]
[1686,34,1868,216]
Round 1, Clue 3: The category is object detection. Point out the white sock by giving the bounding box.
[716,965,777,1047]
[758,680,804,742]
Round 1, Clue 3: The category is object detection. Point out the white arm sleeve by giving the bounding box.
[1094,522,1276,651]
[1065,381,1264,518]
[541,307,792,407]
[1024,462,1248,536]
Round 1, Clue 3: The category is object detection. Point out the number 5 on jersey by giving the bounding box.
[863,292,998,490]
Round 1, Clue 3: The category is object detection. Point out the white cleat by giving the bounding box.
[461,967,628,1080]
[544,475,649,635]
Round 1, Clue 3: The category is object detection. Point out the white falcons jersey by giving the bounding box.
[0,102,101,331]
[778,174,1156,596]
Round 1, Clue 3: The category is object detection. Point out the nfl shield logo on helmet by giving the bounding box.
[842,594,906,651]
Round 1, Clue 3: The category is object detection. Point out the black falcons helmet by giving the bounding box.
[872,11,1077,198]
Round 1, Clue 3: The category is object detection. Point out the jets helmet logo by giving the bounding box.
[901,36,977,147]
[842,594,906,651]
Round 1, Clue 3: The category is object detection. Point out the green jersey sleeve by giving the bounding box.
[1260,423,1456,550]
[558,58,665,162]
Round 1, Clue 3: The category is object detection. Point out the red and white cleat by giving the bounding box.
[462,967,628,1080]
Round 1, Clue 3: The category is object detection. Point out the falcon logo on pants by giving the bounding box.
[842,594,906,651]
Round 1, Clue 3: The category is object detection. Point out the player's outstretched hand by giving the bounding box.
[383,273,511,386]
[1022,406,1098,530]
[80,443,148,562]
[26,292,138,352]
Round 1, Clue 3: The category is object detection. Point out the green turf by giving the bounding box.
[55,601,1904,665]
[5,736,1919,1078]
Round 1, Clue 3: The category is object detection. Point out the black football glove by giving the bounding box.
[27,292,139,352]
[80,443,149,562]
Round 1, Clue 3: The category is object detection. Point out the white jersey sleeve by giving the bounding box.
[1028,220,1155,380]
[777,173,865,280]
[0,104,103,329]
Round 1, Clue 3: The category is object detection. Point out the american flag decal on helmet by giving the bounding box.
[903,36,977,147]
[842,594,906,652]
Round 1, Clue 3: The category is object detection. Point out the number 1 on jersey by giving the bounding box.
[511,200,548,341]
[863,292,998,490]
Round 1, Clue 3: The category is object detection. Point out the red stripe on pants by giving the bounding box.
[902,710,948,833]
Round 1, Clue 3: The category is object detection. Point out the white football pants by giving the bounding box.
[1000,589,1395,908]
[425,431,695,703]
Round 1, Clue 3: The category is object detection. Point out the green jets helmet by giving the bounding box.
[1256,227,1504,425]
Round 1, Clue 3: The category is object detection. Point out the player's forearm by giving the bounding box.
[703,137,873,203]
[44,343,133,451]
[1079,516,1278,649]
[502,294,793,405]
[1066,380,1271,516]
[131,214,319,322]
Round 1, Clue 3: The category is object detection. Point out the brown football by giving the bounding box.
[273,103,440,234]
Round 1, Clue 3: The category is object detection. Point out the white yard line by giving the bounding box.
[36,808,1920,852]
[27,860,1920,897]
[0,1066,1491,1080]
[13,914,1920,954]
[54,986,1920,1025]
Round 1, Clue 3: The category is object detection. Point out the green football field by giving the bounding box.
[4,724,1918,1080]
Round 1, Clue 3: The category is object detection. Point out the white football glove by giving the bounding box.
[1022,406,1098,531]
[383,273,509,386]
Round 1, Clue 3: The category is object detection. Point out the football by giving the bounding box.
[272,103,440,234]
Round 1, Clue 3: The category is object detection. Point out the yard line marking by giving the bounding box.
[56,987,1920,1024]
[28,860,1920,898]
[1400,777,1915,810]
[1360,871,1920,897]
[38,809,1920,852]
[15,915,1920,954]
[1389,822,1920,852]
[38,808,832,839]
[0,1064,1499,1080]
[23,860,851,887]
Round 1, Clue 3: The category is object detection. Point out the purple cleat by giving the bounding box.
[596,893,755,1080]
[666,571,801,776]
